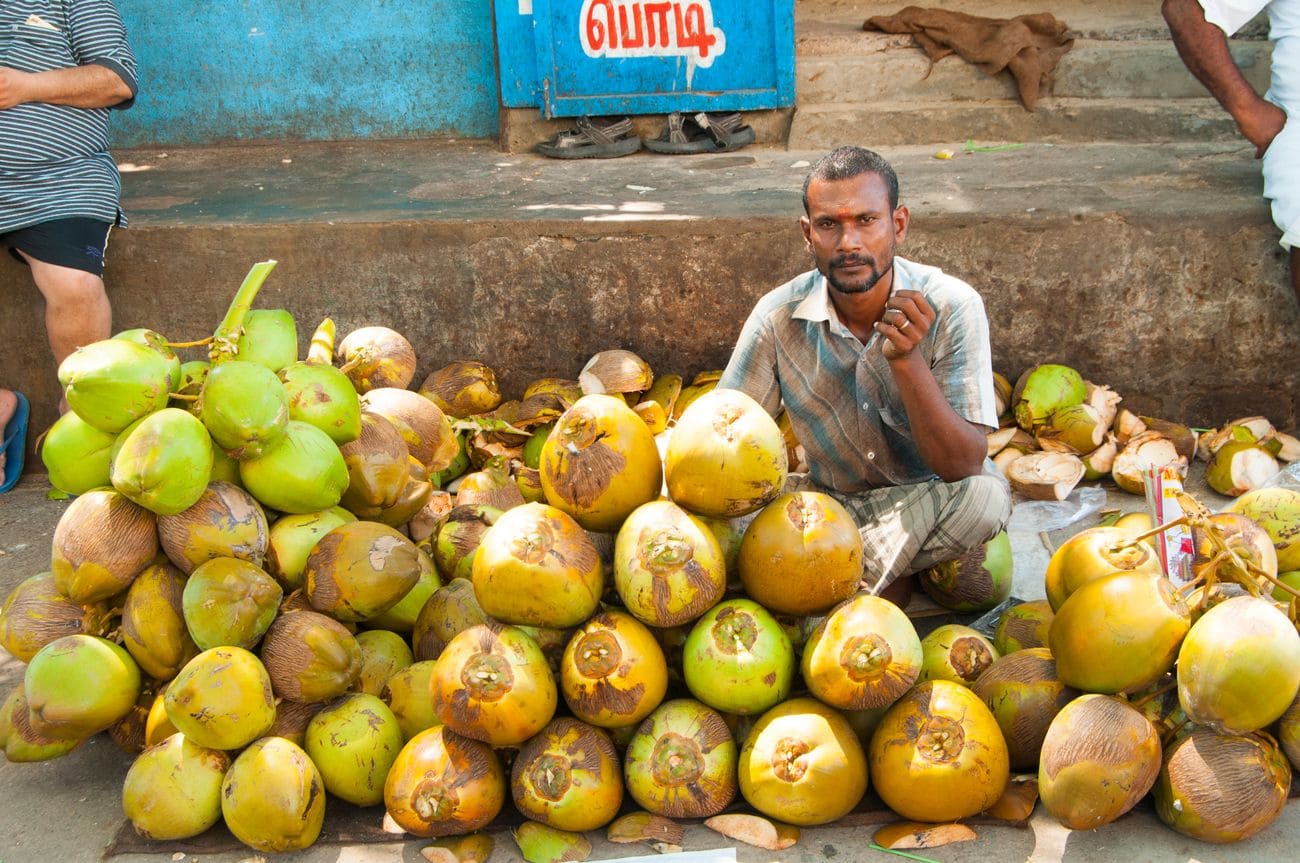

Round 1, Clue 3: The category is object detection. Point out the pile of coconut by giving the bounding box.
[3,261,1300,860]
[989,363,1299,501]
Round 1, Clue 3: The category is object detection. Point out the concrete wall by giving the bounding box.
[111,0,499,146]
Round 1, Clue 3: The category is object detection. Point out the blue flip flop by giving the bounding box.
[1,392,30,493]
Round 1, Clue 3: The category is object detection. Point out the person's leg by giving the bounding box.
[21,252,113,366]
[826,469,1012,594]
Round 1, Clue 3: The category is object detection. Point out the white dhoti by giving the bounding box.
[1263,113,1297,249]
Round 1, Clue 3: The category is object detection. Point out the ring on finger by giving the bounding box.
[896,316,911,331]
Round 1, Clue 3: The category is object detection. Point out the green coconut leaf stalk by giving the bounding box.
[307,318,335,364]
[209,259,278,365]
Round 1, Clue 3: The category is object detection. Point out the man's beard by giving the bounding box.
[826,252,892,295]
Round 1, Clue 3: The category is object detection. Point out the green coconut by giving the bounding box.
[51,488,158,604]
[264,508,355,591]
[352,629,415,696]
[235,308,298,372]
[40,410,116,495]
[918,624,1000,686]
[199,359,289,459]
[1036,403,1107,455]
[120,560,199,681]
[221,737,325,853]
[122,733,230,840]
[1050,571,1190,694]
[58,338,174,433]
[110,408,215,516]
[429,429,471,487]
[1206,440,1280,498]
[919,530,1013,612]
[0,572,112,663]
[1011,363,1086,431]
[1177,595,1300,733]
[682,597,794,716]
[239,420,349,514]
[1154,728,1292,843]
[305,520,421,622]
[972,647,1078,770]
[411,577,489,661]
[304,693,404,806]
[207,438,241,485]
[157,481,268,574]
[381,660,443,741]
[172,360,209,407]
[993,600,1054,654]
[25,634,141,740]
[281,360,362,445]
[432,504,503,581]
[114,327,182,389]
[182,557,283,651]
[165,646,277,750]
[1,683,84,762]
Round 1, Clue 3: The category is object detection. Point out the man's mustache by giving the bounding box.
[830,254,875,269]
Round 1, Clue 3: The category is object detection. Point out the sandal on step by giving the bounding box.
[645,111,755,154]
[536,116,642,159]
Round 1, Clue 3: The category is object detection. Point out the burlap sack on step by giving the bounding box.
[864,6,1073,110]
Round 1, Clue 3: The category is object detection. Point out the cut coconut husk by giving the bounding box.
[1006,451,1085,501]
[986,426,1019,458]
[606,811,684,847]
[1080,434,1118,480]
[992,371,1012,421]
[633,399,669,435]
[992,448,1024,474]
[705,814,799,851]
[1085,381,1122,430]
[1005,428,1039,454]
[874,822,977,850]
[1139,416,1199,461]
[1112,408,1147,446]
[1036,403,1106,455]
[1205,440,1279,497]
[579,349,652,395]
[421,835,495,863]
[983,776,1039,823]
[1268,430,1300,462]
[1111,431,1187,495]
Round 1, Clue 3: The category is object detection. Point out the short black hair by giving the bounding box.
[802,146,900,214]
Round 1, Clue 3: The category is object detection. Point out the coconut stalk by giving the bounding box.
[307,318,335,364]
[209,260,278,365]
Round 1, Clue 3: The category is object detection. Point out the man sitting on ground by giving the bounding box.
[719,146,1012,602]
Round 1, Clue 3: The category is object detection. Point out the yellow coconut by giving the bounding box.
[1043,525,1162,611]
[156,481,269,574]
[539,393,663,532]
[738,696,868,826]
[305,520,422,622]
[802,594,922,710]
[221,736,325,852]
[164,646,276,750]
[122,734,230,840]
[1038,694,1161,830]
[384,725,505,837]
[120,560,200,681]
[868,680,1010,822]
[560,608,668,729]
[1224,487,1300,572]
[511,717,624,831]
[260,609,363,703]
[613,500,727,628]
[664,388,787,518]
[471,502,604,628]
[737,491,863,616]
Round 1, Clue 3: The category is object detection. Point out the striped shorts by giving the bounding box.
[789,465,1013,593]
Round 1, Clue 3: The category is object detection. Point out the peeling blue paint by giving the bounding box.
[110,0,499,147]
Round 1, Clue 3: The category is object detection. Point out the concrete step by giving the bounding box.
[792,0,1272,147]
[788,98,1240,147]
[2,140,1295,450]
[796,38,1272,105]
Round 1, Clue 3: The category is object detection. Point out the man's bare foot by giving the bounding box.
[0,389,17,477]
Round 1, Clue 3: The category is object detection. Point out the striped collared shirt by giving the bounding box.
[1,0,137,233]
[719,258,998,492]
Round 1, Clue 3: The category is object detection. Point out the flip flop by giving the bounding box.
[536,116,642,159]
[0,391,29,493]
[645,112,755,154]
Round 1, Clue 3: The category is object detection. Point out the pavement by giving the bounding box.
[5,458,1300,863]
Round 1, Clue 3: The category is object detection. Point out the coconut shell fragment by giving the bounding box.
[1005,451,1085,501]
[706,813,800,850]
[873,821,976,850]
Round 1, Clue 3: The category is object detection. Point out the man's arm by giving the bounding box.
[878,289,989,482]
[1163,0,1285,156]
[0,63,133,111]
